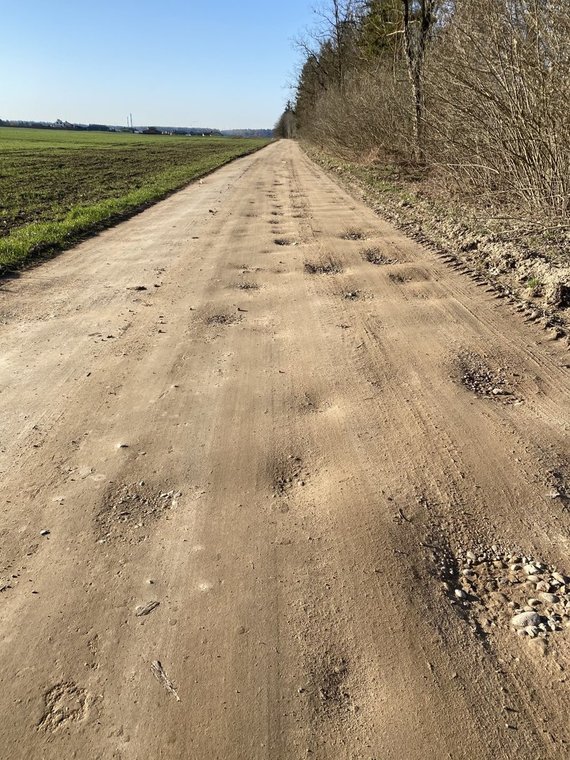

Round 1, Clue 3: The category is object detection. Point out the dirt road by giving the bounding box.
[1,140,569,759]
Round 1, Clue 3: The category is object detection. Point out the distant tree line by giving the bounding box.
[287,0,569,217]
[273,102,297,139]
[0,120,271,138]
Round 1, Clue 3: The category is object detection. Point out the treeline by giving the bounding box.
[283,1,569,217]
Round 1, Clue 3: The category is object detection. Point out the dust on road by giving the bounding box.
[0,141,569,759]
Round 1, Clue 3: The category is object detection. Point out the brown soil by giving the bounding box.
[0,141,569,759]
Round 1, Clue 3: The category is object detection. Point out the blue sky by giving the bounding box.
[1,0,315,129]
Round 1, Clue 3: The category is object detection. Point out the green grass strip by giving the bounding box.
[0,142,268,273]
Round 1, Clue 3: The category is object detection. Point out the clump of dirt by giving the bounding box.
[96,482,180,543]
[206,313,241,326]
[341,229,366,241]
[362,247,395,265]
[456,351,519,402]
[549,283,570,310]
[440,545,570,642]
[304,258,343,275]
[343,290,361,300]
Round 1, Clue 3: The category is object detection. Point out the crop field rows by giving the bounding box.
[0,127,269,270]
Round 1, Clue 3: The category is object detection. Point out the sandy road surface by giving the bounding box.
[0,140,569,759]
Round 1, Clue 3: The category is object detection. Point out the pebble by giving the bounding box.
[511,611,540,629]
[539,592,559,604]
[451,548,570,640]
[40,529,50,536]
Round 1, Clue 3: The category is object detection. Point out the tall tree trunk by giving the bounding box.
[402,0,433,163]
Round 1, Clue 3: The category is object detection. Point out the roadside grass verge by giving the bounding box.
[0,128,270,273]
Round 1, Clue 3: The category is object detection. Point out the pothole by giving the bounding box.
[456,351,521,402]
[304,258,343,275]
[206,312,242,326]
[271,455,307,498]
[310,654,351,715]
[235,281,259,291]
[296,391,328,414]
[362,247,395,265]
[96,482,180,543]
[341,229,366,241]
[440,545,570,642]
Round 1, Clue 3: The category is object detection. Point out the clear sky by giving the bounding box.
[1,0,315,129]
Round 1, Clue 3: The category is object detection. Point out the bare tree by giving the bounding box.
[401,0,437,162]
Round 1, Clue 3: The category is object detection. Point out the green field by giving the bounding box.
[0,127,270,271]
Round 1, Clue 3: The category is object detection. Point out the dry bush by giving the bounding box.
[299,61,414,162]
[295,0,570,219]
[426,0,570,216]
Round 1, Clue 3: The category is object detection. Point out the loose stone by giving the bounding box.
[539,592,559,604]
[511,611,540,629]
